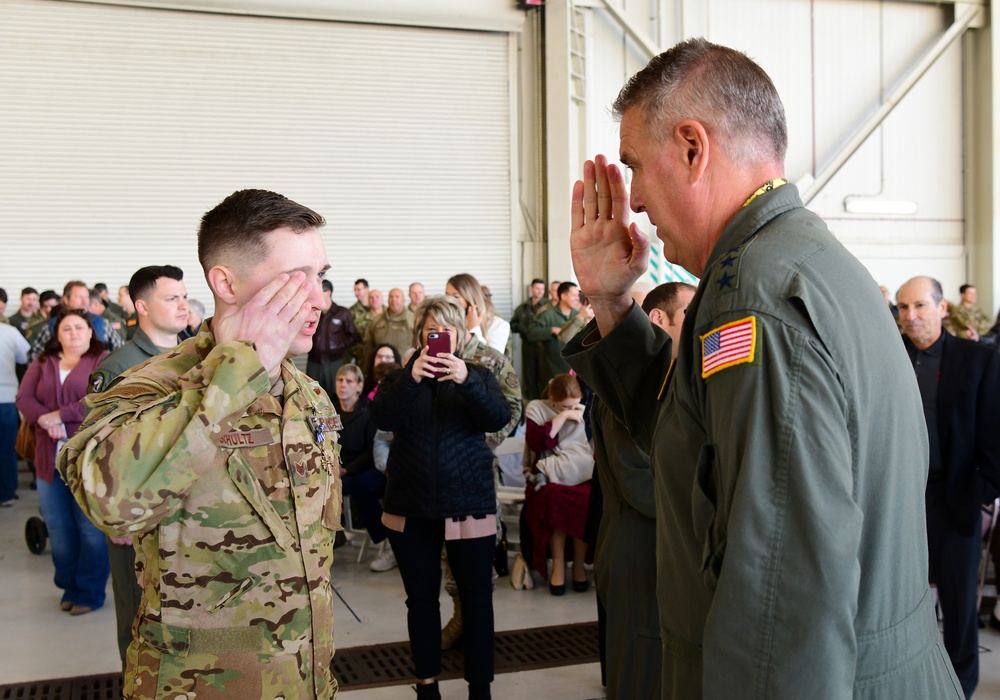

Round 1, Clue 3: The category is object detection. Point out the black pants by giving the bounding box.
[387,517,496,686]
[927,489,981,699]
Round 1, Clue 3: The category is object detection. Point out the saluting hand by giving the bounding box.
[571,154,650,335]
[213,272,314,381]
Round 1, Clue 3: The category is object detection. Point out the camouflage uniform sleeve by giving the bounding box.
[557,313,588,344]
[484,357,522,450]
[58,340,272,537]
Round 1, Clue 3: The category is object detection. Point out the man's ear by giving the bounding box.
[207,265,238,305]
[674,119,710,183]
[134,299,149,318]
[648,307,667,331]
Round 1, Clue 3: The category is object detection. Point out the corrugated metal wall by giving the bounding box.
[1,0,515,315]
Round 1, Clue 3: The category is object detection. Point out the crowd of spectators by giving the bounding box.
[4,269,999,697]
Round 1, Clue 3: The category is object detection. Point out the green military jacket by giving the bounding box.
[346,301,372,365]
[89,326,171,394]
[7,310,42,339]
[102,308,128,350]
[591,399,660,700]
[566,184,961,699]
[361,310,414,365]
[509,298,544,337]
[510,299,546,400]
[59,323,343,700]
[523,304,577,387]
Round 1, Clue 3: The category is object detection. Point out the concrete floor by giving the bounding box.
[3,467,1000,698]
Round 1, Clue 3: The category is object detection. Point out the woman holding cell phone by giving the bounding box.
[370,295,511,700]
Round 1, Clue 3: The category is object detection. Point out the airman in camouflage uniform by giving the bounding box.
[945,301,991,340]
[346,281,373,366]
[58,189,342,699]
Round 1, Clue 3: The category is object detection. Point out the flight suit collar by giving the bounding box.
[707,183,805,271]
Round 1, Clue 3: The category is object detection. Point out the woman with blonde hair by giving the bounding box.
[371,295,511,700]
[445,273,511,357]
[523,373,594,595]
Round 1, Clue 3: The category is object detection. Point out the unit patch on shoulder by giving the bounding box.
[701,317,757,379]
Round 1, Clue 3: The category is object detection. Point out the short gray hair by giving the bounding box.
[613,37,787,168]
[187,299,206,318]
[413,295,468,353]
[336,363,364,384]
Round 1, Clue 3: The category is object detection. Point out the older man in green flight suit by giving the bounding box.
[565,38,961,699]
[60,189,343,699]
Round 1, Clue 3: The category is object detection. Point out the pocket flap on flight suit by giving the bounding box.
[226,452,296,551]
[692,443,726,591]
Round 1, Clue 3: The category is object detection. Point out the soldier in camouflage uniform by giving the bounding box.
[59,189,342,700]
[346,279,373,366]
[945,284,991,340]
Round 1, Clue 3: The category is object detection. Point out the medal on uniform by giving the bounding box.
[309,415,325,444]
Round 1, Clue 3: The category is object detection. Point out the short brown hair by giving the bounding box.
[642,282,697,323]
[198,189,325,275]
[62,280,87,300]
[542,373,582,402]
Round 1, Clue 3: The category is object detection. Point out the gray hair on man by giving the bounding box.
[612,37,787,168]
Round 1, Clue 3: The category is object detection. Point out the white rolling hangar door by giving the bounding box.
[1,0,516,316]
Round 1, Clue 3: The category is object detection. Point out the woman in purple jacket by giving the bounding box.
[16,309,109,615]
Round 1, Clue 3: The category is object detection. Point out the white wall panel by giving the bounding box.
[575,0,969,301]
[1,0,515,317]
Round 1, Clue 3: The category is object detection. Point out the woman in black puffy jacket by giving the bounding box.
[370,295,511,700]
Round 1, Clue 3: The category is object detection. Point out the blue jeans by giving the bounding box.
[342,469,388,543]
[0,403,17,502]
[36,470,110,609]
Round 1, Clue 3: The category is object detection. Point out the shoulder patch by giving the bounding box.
[701,317,757,379]
[90,370,112,394]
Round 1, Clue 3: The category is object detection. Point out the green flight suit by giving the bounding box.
[360,309,414,366]
[102,308,128,350]
[523,304,577,389]
[566,184,961,699]
[346,301,372,365]
[59,322,343,699]
[591,399,661,700]
[89,327,175,669]
[510,298,546,399]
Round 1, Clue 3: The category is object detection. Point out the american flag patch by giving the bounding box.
[701,317,757,379]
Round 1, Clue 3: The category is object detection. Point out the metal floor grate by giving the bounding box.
[0,621,599,698]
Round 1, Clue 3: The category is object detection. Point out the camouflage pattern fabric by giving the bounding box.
[459,336,522,451]
[345,302,372,365]
[946,302,991,340]
[58,323,343,699]
[360,310,415,366]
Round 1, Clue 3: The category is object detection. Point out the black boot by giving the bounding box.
[469,682,491,700]
[415,680,440,700]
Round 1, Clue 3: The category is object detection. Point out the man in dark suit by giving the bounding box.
[898,275,1000,698]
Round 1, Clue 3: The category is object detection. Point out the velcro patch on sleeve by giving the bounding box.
[701,316,757,379]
